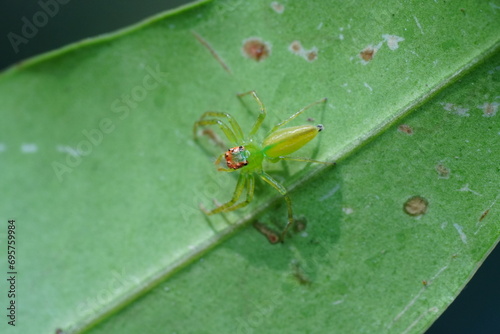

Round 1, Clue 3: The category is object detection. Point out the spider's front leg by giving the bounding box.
[237,90,267,136]
[270,97,327,133]
[193,111,244,144]
[201,173,255,215]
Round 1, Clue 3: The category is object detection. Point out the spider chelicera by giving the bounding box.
[193,90,334,242]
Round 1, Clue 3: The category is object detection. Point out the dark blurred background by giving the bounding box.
[0,1,498,333]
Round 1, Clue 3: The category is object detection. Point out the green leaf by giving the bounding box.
[1,0,499,333]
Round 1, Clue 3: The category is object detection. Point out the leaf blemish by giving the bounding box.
[479,209,490,222]
[478,102,498,117]
[441,102,470,117]
[21,143,37,153]
[57,145,81,157]
[270,1,284,14]
[288,40,318,62]
[358,43,382,64]
[319,184,340,201]
[242,37,271,62]
[192,31,232,73]
[435,163,450,179]
[397,124,414,135]
[456,183,482,196]
[403,196,428,216]
[291,260,311,285]
[342,207,354,215]
[453,223,467,244]
[382,34,405,50]
[359,46,376,61]
[0,142,5,152]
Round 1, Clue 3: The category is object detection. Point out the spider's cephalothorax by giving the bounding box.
[225,146,249,170]
[193,90,334,242]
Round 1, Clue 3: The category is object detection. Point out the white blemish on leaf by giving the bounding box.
[319,184,340,201]
[332,298,345,305]
[457,184,482,196]
[0,143,5,152]
[453,223,467,244]
[57,145,81,157]
[442,103,454,111]
[490,2,500,12]
[440,102,470,116]
[339,34,344,40]
[478,102,499,117]
[342,207,354,215]
[441,221,448,229]
[317,22,323,30]
[413,15,424,34]
[270,1,284,14]
[363,82,373,92]
[402,307,439,334]
[409,50,419,57]
[388,265,448,329]
[21,143,37,153]
[382,34,405,50]
[487,65,500,74]
[431,265,449,281]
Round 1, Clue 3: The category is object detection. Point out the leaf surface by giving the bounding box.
[0,0,499,333]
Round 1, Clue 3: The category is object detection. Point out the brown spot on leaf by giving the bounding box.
[403,196,428,216]
[242,37,271,62]
[360,46,376,61]
[479,209,490,222]
[435,163,450,179]
[270,1,285,14]
[288,41,318,62]
[398,124,414,135]
[306,50,318,62]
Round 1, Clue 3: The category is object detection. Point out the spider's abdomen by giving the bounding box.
[263,124,323,158]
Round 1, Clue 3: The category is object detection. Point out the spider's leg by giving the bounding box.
[270,97,327,133]
[193,119,238,145]
[197,111,244,142]
[237,90,267,136]
[259,171,293,242]
[273,156,335,166]
[223,174,255,211]
[202,173,247,215]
